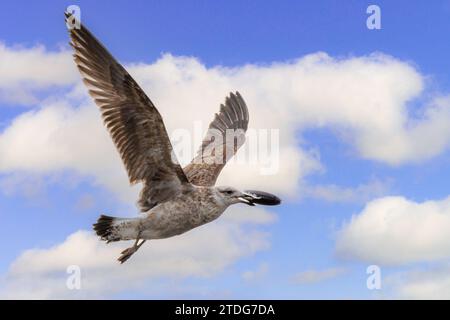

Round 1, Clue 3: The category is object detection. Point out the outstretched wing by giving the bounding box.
[183,92,249,186]
[66,13,190,211]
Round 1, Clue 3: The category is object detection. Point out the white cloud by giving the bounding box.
[336,196,450,265]
[291,267,347,284]
[1,48,450,200]
[128,52,450,166]
[3,45,450,300]
[1,34,450,301]
[0,43,77,105]
[0,99,140,203]
[1,210,274,299]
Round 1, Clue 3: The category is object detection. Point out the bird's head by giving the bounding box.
[215,186,281,207]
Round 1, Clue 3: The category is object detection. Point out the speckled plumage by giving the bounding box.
[107,186,230,241]
[66,13,268,263]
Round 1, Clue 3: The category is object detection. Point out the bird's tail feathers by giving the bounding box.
[93,214,139,243]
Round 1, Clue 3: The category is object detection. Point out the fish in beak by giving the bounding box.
[238,190,281,206]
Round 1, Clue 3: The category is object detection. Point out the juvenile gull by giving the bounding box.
[66,13,281,263]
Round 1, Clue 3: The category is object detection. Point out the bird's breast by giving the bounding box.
[141,193,226,239]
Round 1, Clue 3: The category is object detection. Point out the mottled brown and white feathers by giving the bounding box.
[66,13,249,212]
[66,13,190,211]
[183,92,249,186]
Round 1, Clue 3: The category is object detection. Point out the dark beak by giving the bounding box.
[238,190,281,206]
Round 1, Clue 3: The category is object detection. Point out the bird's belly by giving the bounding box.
[139,202,224,240]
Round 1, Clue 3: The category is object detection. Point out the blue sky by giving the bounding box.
[2,0,450,299]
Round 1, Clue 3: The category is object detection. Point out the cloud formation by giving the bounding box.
[1,206,274,299]
[336,196,450,265]
[2,42,450,299]
[0,43,77,105]
[1,44,450,202]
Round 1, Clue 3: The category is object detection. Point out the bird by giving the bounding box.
[65,12,281,264]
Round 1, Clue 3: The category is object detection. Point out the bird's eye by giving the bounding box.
[225,190,233,195]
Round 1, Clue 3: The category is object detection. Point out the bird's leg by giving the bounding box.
[118,234,146,264]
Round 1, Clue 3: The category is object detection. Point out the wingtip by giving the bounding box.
[229,91,245,104]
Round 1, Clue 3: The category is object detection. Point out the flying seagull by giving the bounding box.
[65,13,281,263]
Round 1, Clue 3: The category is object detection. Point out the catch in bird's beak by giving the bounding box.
[238,190,281,206]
